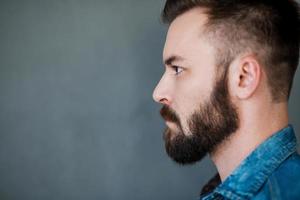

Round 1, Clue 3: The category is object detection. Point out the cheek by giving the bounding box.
[175,75,213,111]
[172,84,203,126]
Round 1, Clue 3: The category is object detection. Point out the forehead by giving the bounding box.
[163,8,210,61]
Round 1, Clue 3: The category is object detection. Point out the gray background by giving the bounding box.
[0,1,299,200]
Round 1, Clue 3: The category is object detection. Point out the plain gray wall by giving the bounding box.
[0,1,299,200]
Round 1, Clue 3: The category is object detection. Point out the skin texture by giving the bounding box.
[153,8,289,181]
[155,8,216,134]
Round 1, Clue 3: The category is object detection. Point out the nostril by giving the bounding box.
[159,98,170,106]
[159,98,166,103]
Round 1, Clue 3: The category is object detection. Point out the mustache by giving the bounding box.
[160,105,180,124]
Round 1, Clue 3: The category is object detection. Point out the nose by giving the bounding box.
[152,76,171,106]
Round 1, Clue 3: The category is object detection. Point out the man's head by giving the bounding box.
[153,0,300,165]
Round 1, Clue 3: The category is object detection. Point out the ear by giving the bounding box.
[230,55,262,100]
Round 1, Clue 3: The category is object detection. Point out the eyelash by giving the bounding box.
[171,66,184,76]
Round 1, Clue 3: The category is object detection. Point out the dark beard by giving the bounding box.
[160,70,239,165]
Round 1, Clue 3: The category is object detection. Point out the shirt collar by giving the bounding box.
[202,125,297,200]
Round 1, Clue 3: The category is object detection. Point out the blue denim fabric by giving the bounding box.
[200,125,300,200]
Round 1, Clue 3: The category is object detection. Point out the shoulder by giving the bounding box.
[256,152,300,199]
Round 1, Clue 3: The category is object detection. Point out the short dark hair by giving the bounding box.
[162,0,300,102]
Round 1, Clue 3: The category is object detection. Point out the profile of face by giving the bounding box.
[153,8,239,165]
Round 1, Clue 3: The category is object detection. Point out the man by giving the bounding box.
[152,0,300,199]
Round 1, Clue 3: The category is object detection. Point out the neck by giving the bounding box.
[210,102,289,182]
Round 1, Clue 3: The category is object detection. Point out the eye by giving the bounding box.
[171,65,184,75]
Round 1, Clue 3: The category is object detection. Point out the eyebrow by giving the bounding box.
[163,55,186,66]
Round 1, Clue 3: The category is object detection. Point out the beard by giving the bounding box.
[160,70,239,165]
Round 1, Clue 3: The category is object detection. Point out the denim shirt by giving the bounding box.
[200,125,300,200]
